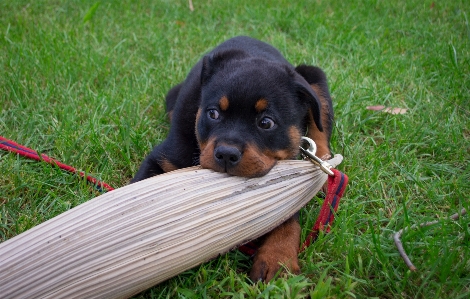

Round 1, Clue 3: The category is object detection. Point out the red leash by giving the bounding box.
[0,136,114,192]
[300,168,348,251]
[1,136,347,252]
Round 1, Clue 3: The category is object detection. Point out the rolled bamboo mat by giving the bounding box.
[0,158,341,298]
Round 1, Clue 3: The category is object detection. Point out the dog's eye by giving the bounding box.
[258,117,275,130]
[207,109,220,120]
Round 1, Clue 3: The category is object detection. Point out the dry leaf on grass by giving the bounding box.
[367,105,408,114]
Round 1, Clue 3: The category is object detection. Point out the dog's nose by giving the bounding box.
[214,145,242,169]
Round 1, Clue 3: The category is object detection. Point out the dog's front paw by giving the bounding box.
[249,247,301,282]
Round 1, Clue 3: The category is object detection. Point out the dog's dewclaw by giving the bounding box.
[0,158,341,299]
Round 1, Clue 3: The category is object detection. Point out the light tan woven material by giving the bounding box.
[0,158,341,298]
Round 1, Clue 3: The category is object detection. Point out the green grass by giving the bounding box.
[1,0,469,298]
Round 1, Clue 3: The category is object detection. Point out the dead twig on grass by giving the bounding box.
[393,208,467,271]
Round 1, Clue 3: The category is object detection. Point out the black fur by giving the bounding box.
[132,36,332,182]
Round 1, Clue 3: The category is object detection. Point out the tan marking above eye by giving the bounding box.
[219,96,229,111]
[255,98,268,112]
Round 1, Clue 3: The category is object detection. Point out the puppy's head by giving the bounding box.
[196,50,323,177]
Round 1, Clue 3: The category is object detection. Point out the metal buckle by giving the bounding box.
[299,137,334,176]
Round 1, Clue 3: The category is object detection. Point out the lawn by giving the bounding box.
[1,0,469,298]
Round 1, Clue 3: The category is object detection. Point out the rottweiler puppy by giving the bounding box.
[131,36,334,282]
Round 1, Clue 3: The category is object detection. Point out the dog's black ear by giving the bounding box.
[293,72,324,132]
[201,49,247,85]
[294,65,328,88]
